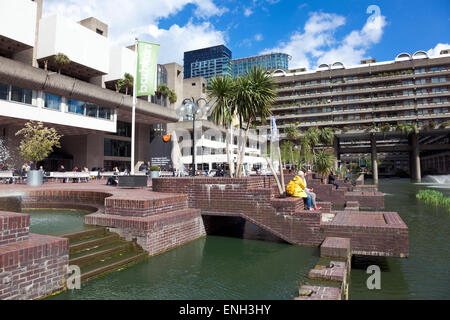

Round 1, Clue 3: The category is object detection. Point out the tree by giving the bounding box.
[168,90,178,104]
[123,73,134,95]
[234,66,276,177]
[115,78,125,93]
[54,53,70,74]
[313,150,336,182]
[15,121,62,168]
[207,76,235,177]
[318,127,334,146]
[0,138,10,165]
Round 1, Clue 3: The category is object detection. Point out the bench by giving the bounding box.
[0,171,15,183]
[49,172,91,183]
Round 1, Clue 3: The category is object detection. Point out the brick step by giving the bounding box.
[80,251,148,282]
[104,193,189,217]
[70,234,120,253]
[69,241,134,268]
[62,227,108,242]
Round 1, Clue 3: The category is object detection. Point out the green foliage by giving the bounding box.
[15,121,62,164]
[168,90,177,104]
[284,125,300,141]
[207,76,234,128]
[150,165,160,171]
[313,150,336,180]
[115,78,125,93]
[156,83,177,103]
[318,127,334,146]
[54,53,70,74]
[416,190,450,212]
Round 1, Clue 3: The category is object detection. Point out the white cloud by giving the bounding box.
[427,43,450,57]
[261,11,387,69]
[42,0,228,64]
[244,8,253,17]
[254,33,263,41]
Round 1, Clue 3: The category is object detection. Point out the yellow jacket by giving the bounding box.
[286,176,307,198]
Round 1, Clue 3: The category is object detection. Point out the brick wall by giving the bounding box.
[0,212,30,246]
[0,233,69,300]
[85,209,206,256]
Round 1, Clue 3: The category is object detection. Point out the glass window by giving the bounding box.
[104,139,131,157]
[44,93,61,110]
[86,103,98,117]
[98,107,112,120]
[10,86,32,104]
[0,82,9,100]
[115,121,131,137]
[68,99,86,115]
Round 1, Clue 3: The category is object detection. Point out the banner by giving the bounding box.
[136,41,160,97]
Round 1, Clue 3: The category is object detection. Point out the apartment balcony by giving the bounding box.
[0,0,37,56]
[37,15,109,80]
[276,68,450,92]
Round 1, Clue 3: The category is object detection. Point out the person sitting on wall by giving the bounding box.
[328,170,339,189]
[298,171,321,211]
[286,176,313,210]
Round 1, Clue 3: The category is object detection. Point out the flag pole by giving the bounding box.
[131,38,138,175]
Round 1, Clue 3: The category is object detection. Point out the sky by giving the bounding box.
[42,0,450,69]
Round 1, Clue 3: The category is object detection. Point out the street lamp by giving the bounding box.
[177,97,211,176]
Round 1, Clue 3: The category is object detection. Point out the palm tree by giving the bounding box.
[207,76,235,177]
[123,73,134,95]
[318,127,334,146]
[115,78,125,93]
[234,66,276,177]
[313,150,336,182]
[168,90,177,104]
[54,53,70,74]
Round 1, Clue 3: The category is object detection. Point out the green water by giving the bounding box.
[349,179,450,300]
[43,179,449,300]
[48,236,318,300]
[23,209,94,236]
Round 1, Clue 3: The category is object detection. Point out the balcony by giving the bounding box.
[0,0,37,56]
[37,15,109,80]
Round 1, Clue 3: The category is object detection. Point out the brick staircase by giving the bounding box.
[63,227,147,282]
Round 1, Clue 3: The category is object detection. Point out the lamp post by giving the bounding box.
[177,97,211,176]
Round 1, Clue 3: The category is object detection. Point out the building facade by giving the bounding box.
[183,45,232,81]
[0,0,180,171]
[232,52,290,77]
[257,51,450,180]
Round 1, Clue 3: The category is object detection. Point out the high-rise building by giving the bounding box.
[232,52,290,77]
[183,45,232,81]
[256,51,450,180]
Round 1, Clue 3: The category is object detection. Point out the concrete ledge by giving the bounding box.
[308,261,347,282]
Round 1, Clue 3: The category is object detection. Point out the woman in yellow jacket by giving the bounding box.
[286,176,312,210]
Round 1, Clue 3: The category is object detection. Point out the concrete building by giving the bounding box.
[183,45,232,81]
[0,0,180,171]
[232,52,290,78]
[257,51,450,181]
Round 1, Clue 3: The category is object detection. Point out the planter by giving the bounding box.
[150,171,160,179]
[118,175,148,188]
[27,170,43,186]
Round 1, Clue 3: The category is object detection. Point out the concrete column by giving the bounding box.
[370,134,378,185]
[410,133,421,182]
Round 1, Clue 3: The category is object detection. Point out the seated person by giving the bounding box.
[106,176,118,186]
[328,171,339,189]
[286,176,313,210]
[298,171,321,210]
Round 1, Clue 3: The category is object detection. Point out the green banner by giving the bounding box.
[136,41,160,97]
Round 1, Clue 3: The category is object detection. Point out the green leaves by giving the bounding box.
[313,150,336,180]
[416,190,450,212]
[15,121,62,163]
[54,53,70,74]
[207,76,234,128]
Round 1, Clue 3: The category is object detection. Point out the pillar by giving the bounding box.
[333,137,340,170]
[410,133,421,182]
[370,134,378,185]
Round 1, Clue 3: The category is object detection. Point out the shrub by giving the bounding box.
[150,165,160,171]
[416,190,450,212]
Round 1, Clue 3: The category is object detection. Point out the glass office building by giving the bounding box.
[232,53,290,77]
[184,45,232,81]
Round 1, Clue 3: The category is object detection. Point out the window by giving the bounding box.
[68,99,86,115]
[10,85,32,104]
[104,139,131,157]
[44,93,61,110]
[414,68,426,74]
[415,79,426,85]
[86,103,98,117]
[98,107,112,120]
[116,121,131,137]
[96,28,103,35]
[0,82,9,100]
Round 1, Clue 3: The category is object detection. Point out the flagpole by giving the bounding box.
[131,38,138,175]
